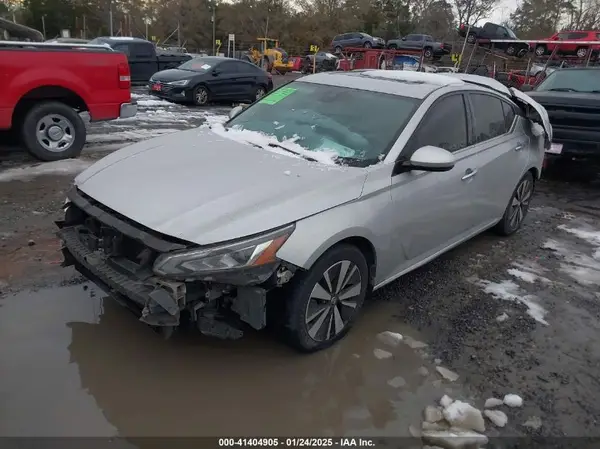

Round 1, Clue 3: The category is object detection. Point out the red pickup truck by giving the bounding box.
[0,41,137,161]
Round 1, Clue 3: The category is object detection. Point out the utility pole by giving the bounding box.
[177,21,181,47]
[41,15,46,39]
[211,5,216,55]
[109,1,114,36]
[83,15,86,39]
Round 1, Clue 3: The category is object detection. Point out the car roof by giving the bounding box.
[297,70,472,99]
[188,56,230,62]
[556,66,600,70]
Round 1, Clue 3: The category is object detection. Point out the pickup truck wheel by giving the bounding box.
[506,45,517,56]
[21,101,86,161]
[467,33,476,44]
[535,45,546,56]
[285,244,368,352]
[494,171,535,236]
[423,47,433,58]
[388,44,397,50]
[193,86,210,106]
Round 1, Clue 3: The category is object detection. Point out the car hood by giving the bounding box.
[525,90,600,108]
[74,128,367,245]
[151,68,197,82]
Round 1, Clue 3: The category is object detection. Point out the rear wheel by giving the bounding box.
[285,244,369,352]
[423,47,433,58]
[467,33,476,44]
[21,101,86,161]
[254,85,266,101]
[576,47,588,58]
[494,171,535,236]
[334,46,342,54]
[363,41,372,48]
[193,85,209,106]
[388,44,398,50]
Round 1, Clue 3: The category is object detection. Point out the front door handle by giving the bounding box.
[461,168,478,181]
[514,144,524,151]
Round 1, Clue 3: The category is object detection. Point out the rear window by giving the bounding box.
[226,82,420,166]
[179,57,214,72]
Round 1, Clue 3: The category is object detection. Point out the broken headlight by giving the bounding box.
[153,223,295,279]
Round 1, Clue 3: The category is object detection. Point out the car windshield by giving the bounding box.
[178,58,213,72]
[225,81,420,167]
[506,27,517,39]
[536,69,600,93]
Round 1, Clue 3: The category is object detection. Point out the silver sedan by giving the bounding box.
[58,70,551,352]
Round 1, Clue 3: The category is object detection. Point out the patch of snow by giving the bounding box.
[424,405,444,423]
[442,400,486,433]
[436,366,459,382]
[523,415,543,430]
[507,268,538,283]
[418,366,430,376]
[558,224,600,246]
[283,170,291,176]
[373,348,392,359]
[137,98,174,107]
[209,122,340,166]
[376,331,403,347]
[403,335,428,349]
[484,409,508,427]
[503,393,523,407]
[422,429,488,449]
[476,279,548,325]
[440,395,453,408]
[484,397,504,408]
[542,238,600,286]
[86,128,182,144]
[0,159,92,182]
[496,312,509,323]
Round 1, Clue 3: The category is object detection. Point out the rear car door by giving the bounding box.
[404,34,423,49]
[567,31,588,53]
[209,61,242,98]
[234,61,260,98]
[390,93,480,267]
[464,92,530,227]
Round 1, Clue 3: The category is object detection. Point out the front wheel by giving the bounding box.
[494,171,535,236]
[535,45,546,56]
[285,244,369,352]
[363,41,372,48]
[21,101,86,161]
[193,85,210,106]
[254,85,266,101]
[506,45,517,56]
[576,47,588,58]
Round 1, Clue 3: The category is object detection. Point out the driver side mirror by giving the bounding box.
[212,69,220,76]
[229,105,244,119]
[401,37,406,41]
[393,146,455,176]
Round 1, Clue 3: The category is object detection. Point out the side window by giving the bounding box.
[497,27,509,37]
[469,93,508,144]
[132,43,153,58]
[113,44,130,56]
[220,62,239,73]
[333,35,341,41]
[558,32,569,40]
[501,101,517,132]
[342,33,352,40]
[424,35,433,42]
[569,32,587,39]
[411,95,468,153]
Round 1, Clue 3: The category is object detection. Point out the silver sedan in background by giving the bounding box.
[57,70,551,353]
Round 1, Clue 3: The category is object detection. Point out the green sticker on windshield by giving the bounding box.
[260,87,297,105]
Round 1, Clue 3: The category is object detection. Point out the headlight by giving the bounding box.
[153,223,295,278]
[167,79,189,86]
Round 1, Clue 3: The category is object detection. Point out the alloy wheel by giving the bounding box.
[195,88,208,105]
[255,87,266,100]
[535,46,545,56]
[509,178,533,229]
[577,48,587,57]
[304,260,362,342]
[35,114,75,153]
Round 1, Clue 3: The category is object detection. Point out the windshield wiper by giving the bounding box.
[547,87,579,92]
[267,142,319,162]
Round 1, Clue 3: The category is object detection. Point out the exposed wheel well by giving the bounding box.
[335,237,377,285]
[12,85,88,128]
[529,166,540,180]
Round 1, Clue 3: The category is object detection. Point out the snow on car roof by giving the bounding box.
[357,70,464,86]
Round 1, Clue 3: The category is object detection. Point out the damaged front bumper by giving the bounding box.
[57,188,295,340]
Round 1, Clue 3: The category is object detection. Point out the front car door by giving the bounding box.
[463,91,531,227]
[208,61,241,99]
[403,34,423,49]
[389,93,480,273]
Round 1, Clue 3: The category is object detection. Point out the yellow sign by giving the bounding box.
[451,53,462,63]
[310,45,319,53]
[215,39,221,46]
[151,36,156,41]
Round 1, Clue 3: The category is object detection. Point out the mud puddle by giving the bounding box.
[0,283,464,438]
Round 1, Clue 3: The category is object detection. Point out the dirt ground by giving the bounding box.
[1,78,600,444]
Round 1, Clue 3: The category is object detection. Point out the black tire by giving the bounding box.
[576,47,588,58]
[193,85,210,106]
[253,85,267,102]
[493,171,535,236]
[363,41,372,48]
[285,244,369,352]
[467,33,476,44]
[388,44,398,50]
[334,46,342,54]
[506,45,517,56]
[424,47,433,58]
[535,45,546,56]
[21,101,86,162]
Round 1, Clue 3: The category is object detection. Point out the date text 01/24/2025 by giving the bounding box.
[218,438,377,447]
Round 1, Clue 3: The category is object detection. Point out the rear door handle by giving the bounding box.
[461,168,478,181]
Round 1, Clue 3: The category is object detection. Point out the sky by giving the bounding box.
[483,0,519,25]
